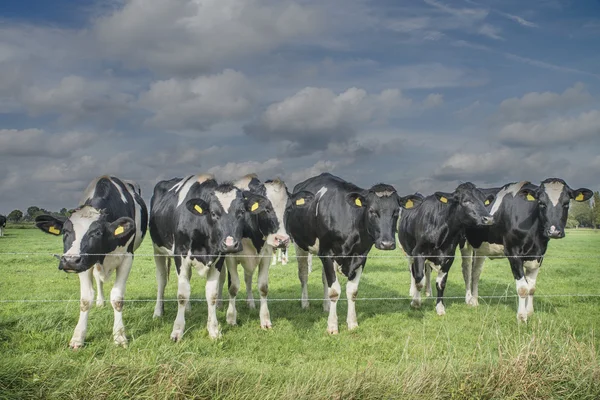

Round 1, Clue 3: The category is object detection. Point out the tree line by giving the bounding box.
[5,206,70,223]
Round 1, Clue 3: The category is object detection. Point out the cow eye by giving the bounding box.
[563,203,570,209]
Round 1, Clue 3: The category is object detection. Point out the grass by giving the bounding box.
[0,228,599,399]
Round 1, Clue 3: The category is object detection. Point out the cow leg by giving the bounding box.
[424,262,432,297]
[435,260,452,316]
[216,261,226,309]
[93,264,105,307]
[153,247,168,318]
[508,256,528,322]
[257,254,272,329]
[460,244,473,305]
[271,250,277,266]
[307,253,313,273]
[282,248,288,265]
[70,269,94,349]
[346,267,362,330]
[296,244,310,309]
[322,267,330,312]
[171,257,189,341]
[205,264,222,339]
[225,257,240,326]
[524,260,541,317]
[244,268,256,309]
[321,255,340,334]
[469,252,485,307]
[410,256,426,308]
[111,255,132,347]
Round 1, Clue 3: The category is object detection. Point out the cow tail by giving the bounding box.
[167,257,171,282]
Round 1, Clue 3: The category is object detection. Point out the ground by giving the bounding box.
[0,227,599,399]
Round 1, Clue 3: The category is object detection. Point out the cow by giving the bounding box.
[271,248,288,266]
[149,174,274,340]
[398,182,495,316]
[34,176,148,348]
[218,175,291,329]
[285,173,423,334]
[460,178,593,322]
[0,214,6,237]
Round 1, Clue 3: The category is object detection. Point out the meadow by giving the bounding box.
[0,227,599,399]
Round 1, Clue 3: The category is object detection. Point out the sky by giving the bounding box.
[1,0,600,213]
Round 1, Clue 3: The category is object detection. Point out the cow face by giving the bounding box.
[521,178,593,239]
[262,179,291,248]
[435,182,495,227]
[349,184,424,251]
[186,186,270,253]
[35,207,136,273]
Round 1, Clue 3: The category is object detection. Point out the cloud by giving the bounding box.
[455,100,481,119]
[138,69,256,132]
[0,129,97,157]
[207,158,284,181]
[499,109,600,148]
[287,160,342,185]
[497,12,538,28]
[478,24,503,40]
[94,0,323,75]
[497,82,593,122]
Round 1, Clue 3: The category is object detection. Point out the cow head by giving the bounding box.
[435,182,495,227]
[262,179,291,249]
[186,184,270,254]
[35,207,136,273]
[520,178,593,239]
[348,184,424,251]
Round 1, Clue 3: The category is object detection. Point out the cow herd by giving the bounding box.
[31,173,592,348]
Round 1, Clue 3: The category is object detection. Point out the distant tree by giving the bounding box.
[570,199,593,228]
[26,206,41,220]
[592,191,600,229]
[7,210,23,222]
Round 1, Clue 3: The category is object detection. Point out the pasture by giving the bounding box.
[1,228,599,399]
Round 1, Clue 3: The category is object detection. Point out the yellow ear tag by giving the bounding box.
[295,198,305,206]
[526,194,535,201]
[114,226,124,236]
[194,205,203,214]
[355,198,362,207]
[405,199,414,209]
[575,193,584,201]
[484,199,490,206]
[49,226,61,235]
[440,196,448,204]
[251,202,259,212]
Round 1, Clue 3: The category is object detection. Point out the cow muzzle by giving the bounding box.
[481,215,494,225]
[220,236,241,253]
[59,255,84,273]
[375,240,396,251]
[547,225,564,239]
[271,234,290,249]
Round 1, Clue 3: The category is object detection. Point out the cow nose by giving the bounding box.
[221,236,240,253]
[481,216,494,225]
[377,241,396,250]
[61,255,81,265]
[547,229,563,239]
[274,235,290,248]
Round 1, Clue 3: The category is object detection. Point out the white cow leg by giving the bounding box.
[225,258,240,326]
[327,277,341,335]
[257,256,272,329]
[216,261,227,309]
[70,269,94,349]
[296,244,310,309]
[244,269,256,309]
[516,277,529,322]
[171,260,190,342]
[205,265,222,339]
[322,267,330,313]
[469,253,485,307]
[460,245,473,305]
[524,261,541,317]
[424,263,432,297]
[111,255,132,347]
[153,250,168,318]
[346,267,362,330]
[93,264,105,307]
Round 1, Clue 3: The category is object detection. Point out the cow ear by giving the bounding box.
[484,194,495,207]
[346,192,367,208]
[571,188,593,202]
[399,194,423,210]
[35,215,64,236]
[109,217,135,239]
[519,188,537,202]
[242,191,270,214]
[186,198,209,216]
[434,192,454,204]
[289,191,314,208]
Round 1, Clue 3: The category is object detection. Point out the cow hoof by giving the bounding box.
[347,322,359,331]
[96,300,105,308]
[114,335,128,348]
[467,297,479,307]
[301,301,310,309]
[208,331,222,340]
[327,327,339,335]
[527,310,534,317]
[247,300,256,309]
[410,300,421,309]
[69,340,84,349]
[170,330,184,342]
[153,311,163,319]
[517,313,528,323]
[261,321,273,330]
[436,304,446,316]
[226,316,237,326]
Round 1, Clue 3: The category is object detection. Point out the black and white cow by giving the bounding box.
[35,176,148,348]
[461,178,593,322]
[0,214,6,237]
[285,173,423,334]
[218,174,291,329]
[149,174,274,340]
[271,248,289,266]
[398,182,495,315]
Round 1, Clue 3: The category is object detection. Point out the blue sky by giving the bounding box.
[1,0,599,212]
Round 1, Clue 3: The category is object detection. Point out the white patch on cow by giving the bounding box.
[327,277,341,334]
[187,250,210,277]
[233,174,258,191]
[64,207,102,257]
[375,190,394,197]
[264,180,290,247]
[110,178,128,203]
[214,190,237,213]
[474,242,505,259]
[516,276,529,322]
[170,174,214,207]
[490,181,527,215]
[315,186,328,216]
[308,238,320,253]
[346,267,362,330]
[524,260,541,317]
[543,181,564,206]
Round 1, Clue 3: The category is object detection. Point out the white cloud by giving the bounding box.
[94,0,323,75]
[138,69,256,132]
[497,12,538,28]
[287,160,341,185]
[478,23,503,40]
[455,100,481,119]
[207,158,284,181]
[0,129,96,157]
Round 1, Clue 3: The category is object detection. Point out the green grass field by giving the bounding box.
[1,228,599,399]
